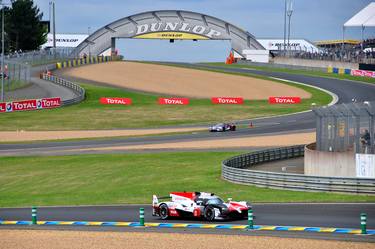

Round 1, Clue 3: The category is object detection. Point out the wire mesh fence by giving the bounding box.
[313,101,375,154]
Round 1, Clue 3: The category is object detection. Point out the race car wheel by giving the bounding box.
[159,204,169,220]
[203,206,215,221]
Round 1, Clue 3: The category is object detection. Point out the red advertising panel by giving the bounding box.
[351,69,375,78]
[211,97,244,104]
[12,99,37,111]
[158,98,189,105]
[351,70,364,77]
[40,97,61,109]
[0,102,5,113]
[269,97,301,104]
[100,97,132,105]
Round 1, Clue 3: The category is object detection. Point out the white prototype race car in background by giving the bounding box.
[152,192,251,221]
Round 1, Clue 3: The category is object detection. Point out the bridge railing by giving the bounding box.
[222,145,375,194]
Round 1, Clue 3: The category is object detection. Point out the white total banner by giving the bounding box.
[356,154,375,178]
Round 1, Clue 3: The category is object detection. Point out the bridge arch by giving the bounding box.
[74,10,265,57]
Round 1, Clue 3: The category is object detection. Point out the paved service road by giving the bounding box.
[1,204,374,229]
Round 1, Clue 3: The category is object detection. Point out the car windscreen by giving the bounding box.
[206,198,224,205]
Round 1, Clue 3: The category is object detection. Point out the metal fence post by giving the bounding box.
[32,206,37,225]
[139,208,145,226]
[361,213,367,234]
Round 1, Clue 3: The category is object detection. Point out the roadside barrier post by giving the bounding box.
[32,206,37,225]
[361,213,367,234]
[139,208,145,226]
[248,209,253,229]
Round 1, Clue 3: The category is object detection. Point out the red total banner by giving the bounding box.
[211,97,244,104]
[12,99,38,111]
[40,97,61,109]
[351,69,375,78]
[100,97,132,105]
[158,98,189,105]
[269,97,301,104]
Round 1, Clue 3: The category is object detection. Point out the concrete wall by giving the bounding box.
[304,143,356,177]
[273,57,359,70]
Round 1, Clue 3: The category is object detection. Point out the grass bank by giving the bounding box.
[0,73,331,131]
[0,152,373,207]
[203,62,375,84]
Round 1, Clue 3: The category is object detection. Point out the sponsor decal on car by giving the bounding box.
[269,97,301,104]
[158,98,189,105]
[211,97,244,104]
[100,97,132,105]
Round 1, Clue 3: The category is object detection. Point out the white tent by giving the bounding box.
[343,2,375,40]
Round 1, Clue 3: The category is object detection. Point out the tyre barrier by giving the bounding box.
[222,145,375,194]
[55,56,119,69]
[41,73,85,106]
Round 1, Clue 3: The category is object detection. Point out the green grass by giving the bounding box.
[203,62,375,84]
[0,152,373,207]
[0,72,332,131]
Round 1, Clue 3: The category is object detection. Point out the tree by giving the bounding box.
[6,0,47,52]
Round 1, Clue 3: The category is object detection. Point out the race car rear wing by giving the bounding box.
[152,195,170,205]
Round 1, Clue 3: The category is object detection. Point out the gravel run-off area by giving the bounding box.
[1,230,374,249]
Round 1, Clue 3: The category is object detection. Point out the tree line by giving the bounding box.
[1,0,46,54]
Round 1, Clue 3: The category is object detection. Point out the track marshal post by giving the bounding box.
[140,208,145,226]
[32,206,37,225]
[248,209,254,229]
[361,213,367,234]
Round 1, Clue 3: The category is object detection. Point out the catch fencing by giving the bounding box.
[222,145,375,194]
[313,101,375,154]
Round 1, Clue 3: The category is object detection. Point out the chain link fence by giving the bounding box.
[313,101,375,154]
[1,48,77,101]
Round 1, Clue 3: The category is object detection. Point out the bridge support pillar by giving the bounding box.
[111,37,116,56]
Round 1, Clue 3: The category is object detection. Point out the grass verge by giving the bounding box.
[0,152,373,207]
[0,70,331,131]
[203,62,375,84]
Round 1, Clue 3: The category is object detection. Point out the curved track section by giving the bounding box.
[1,63,375,156]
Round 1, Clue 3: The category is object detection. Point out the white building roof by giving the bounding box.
[344,2,375,27]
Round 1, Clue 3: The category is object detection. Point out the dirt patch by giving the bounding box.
[0,127,205,142]
[71,132,315,152]
[63,61,311,100]
[1,229,373,249]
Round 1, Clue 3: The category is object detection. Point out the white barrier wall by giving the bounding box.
[242,49,269,63]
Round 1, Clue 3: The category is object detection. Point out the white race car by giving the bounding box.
[152,192,251,221]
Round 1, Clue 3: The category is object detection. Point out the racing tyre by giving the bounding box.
[203,206,215,221]
[159,204,169,220]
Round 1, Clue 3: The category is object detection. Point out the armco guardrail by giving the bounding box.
[222,145,375,194]
[42,74,85,106]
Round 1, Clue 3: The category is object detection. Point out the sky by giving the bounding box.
[33,0,375,62]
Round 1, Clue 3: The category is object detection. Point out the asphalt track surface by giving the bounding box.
[1,63,375,156]
[2,204,375,228]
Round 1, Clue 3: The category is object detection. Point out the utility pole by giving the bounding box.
[1,0,4,102]
[283,0,287,56]
[88,26,91,56]
[286,0,293,57]
[52,1,56,48]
